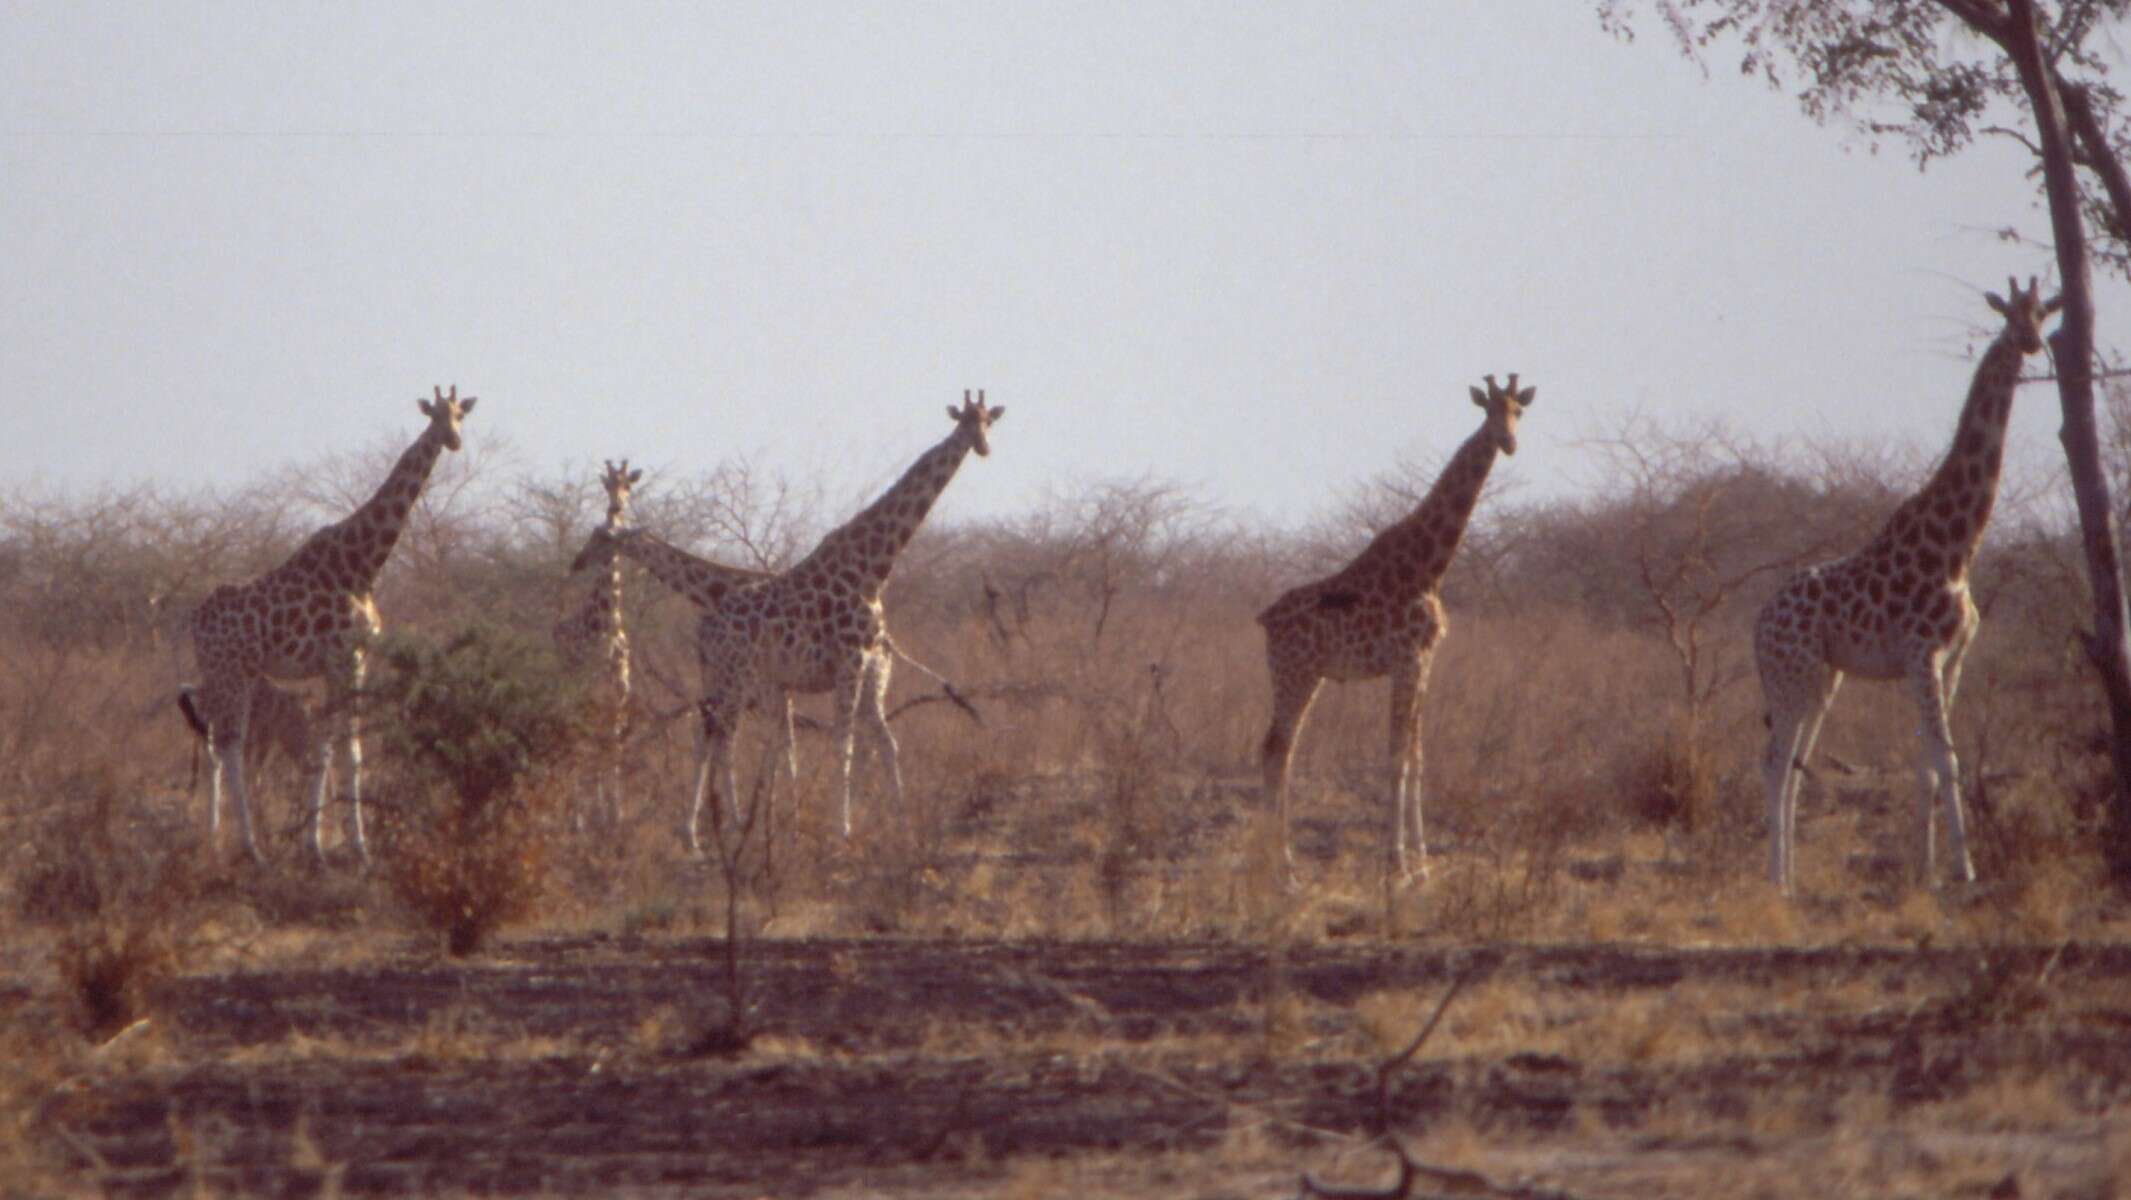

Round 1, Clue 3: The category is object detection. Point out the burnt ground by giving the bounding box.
[23,936,2131,1197]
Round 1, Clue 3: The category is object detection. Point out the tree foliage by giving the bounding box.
[1599,0,2131,278]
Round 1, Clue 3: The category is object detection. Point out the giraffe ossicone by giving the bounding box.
[1258,374,1534,882]
[1755,278,2059,895]
[186,384,476,863]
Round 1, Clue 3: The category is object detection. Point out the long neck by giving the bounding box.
[595,510,625,633]
[1874,330,2026,570]
[291,425,448,589]
[618,532,770,610]
[791,427,975,596]
[1339,423,1500,594]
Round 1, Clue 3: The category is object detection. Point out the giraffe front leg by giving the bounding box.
[781,690,798,781]
[1388,658,1429,883]
[304,725,333,864]
[860,657,904,824]
[831,666,865,838]
[687,720,710,856]
[345,722,367,865]
[1909,662,1975,886]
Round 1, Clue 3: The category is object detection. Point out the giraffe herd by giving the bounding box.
[179,280,2060,899]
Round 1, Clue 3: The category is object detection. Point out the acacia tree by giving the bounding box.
[1601,0,2131,885]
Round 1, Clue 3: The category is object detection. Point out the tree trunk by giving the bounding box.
[1998,0,2131,887]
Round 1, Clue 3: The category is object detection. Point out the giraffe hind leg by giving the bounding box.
[1260,670,1323,872]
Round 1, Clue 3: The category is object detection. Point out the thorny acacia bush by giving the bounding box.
[362,625,591,955]
[0,411,2123,954]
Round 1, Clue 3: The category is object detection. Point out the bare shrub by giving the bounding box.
[13,769,232,1041]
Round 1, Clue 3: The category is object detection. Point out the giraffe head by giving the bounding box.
[1985,275,2063,356]
[946,388,1006,457]
[600,459,643,526]
[418,384,478,452]
[1467,373,1536,456]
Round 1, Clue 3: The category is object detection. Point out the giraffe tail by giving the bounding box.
[882,632,984,726]
[177,685,209,793]
[176,685,211,740]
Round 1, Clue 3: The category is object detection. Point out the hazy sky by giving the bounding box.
[2,3,2119,530]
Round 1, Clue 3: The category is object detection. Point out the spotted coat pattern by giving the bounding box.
[1258,375,1534,879]
[186,387,475,862]
[1755,280,2058,894]
[569,519,800,852]
[696,391,1002,838]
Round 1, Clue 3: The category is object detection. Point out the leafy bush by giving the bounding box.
[363,625,589,955]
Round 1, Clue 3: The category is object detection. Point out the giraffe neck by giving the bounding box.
[792,426,976,597]
[617,531,770,610]
[1340,423,1500,594]
[294,425,450,589]
[593,515,625,636]
[1869,330,2027,573]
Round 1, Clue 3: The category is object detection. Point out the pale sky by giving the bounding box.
[2,3,2119,529]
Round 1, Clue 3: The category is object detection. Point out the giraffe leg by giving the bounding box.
[1260,668,1323,871]
[204,677,264,863]
[343,653,368,864]
[860,654,904,824]
[687,712,711,855]
[831,664,865,838]
[1760,659,1837,895]
[1909,658,1975,885]
[1388,655,1431,882]
[781,690,798,781]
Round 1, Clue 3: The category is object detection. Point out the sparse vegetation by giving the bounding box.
[2,423,2128,1194]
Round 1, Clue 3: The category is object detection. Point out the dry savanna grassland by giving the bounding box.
[4,407,2131,1198]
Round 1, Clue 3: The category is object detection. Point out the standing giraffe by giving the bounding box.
[1756,278,2059,894]
[187,386,476,862]
[574,523,970,851]
[1259,374,1535,880]
[552,459,643,831]
[696,389,1002,837]
[569,517,787,851]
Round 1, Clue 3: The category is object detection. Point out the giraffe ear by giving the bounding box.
[2043,293,2064,316]
[1516,386,1536,407]
[987,406,1005,422]
[1985,291,2009,317]
[1470,387,1487,407]
[946,405,960,421]
[628,469,644,484]
[460,396,478,415]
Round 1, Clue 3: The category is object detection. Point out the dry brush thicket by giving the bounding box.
[0,417,2122,955]
[5,423,2131,1197]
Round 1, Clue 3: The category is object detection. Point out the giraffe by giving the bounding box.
[1756,278,2059,895]
[567,518,788,851]
[695,389,1002,838]
[187,385,476,863]
[552,459,643,831]
[1258,374,1535,881]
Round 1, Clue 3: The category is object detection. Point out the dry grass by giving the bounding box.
[3,468,2128,1196]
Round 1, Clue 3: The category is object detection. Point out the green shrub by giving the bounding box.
[364,625,589,955]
